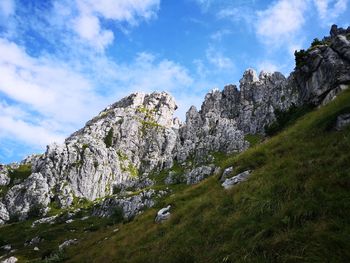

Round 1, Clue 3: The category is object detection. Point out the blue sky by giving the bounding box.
[0,0,349,163]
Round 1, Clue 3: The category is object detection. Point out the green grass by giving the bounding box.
[63,88,350,263]
[8,164,32,184]
[1,89,350,263]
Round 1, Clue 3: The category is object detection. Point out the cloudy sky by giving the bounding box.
[0,0,349,163]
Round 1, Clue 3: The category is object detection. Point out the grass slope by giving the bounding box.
[64,89,350,263]
[1,89,350,262]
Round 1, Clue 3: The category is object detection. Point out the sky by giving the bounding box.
[0,0,349,163]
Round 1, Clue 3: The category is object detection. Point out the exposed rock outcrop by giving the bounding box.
[1,25,349,224]
[222,170,251,190]
[92,189,168,220]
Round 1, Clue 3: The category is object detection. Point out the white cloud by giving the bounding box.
[255,0,309,46]
[313,0,348,22]
[0,38,196,151]
[73,14,114,51]
[0,0,14,18]
[206,46,234,70]
[83,0,160,23]
[51,0,160,51]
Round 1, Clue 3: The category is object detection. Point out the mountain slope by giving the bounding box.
[60,88,350,262]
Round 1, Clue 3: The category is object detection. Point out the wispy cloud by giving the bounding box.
[313,0,348,24]
[206,46,234,70]
[0,0,14,18]
[255,0,309,47]
[0,0,199,162]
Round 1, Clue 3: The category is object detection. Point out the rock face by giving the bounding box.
[92,189,167,220]
[0,25,349,224]
[293,25,350,106]
[4,173,50,221]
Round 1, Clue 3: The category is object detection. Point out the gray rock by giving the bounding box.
[32,215,58,228]
[24,236,42,246]
[335,113,350,131]
[0,166,10,186]
[1,25,349,224]
[58,239,78,251]
[1,244,11,251]
[33,247,39,251]
[155,205,171,223]
[220,167,233,182]
[92,189,168,220]
[0,203,9,225]
[222,170,251,189]
[4,173,50,221]
[185,165,215,184]
[1,257,18,263]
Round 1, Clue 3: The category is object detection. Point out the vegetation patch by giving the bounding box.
[244,134,264,148]
[265,104,314,136]
[104,128,114,148]
[8,164,32,184]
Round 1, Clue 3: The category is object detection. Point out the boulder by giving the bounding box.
[185,165,216,185]
[0,203,9,225]
[222,170,251,189]
[335,113,350,131]
[58,239,78,251]
[1,257,18,263]
[155,205,171,223]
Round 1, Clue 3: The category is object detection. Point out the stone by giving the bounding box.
[65,219,74,224]
[58,239,78,251]
[155,205,171,223]
[33,247,39,251]
[335,113,350,131]
[1,245,11,251]
[0,203,9,225]
[185,165,216,185]
[1,25,349,225]
[4,173,50,221]
[0,171,10,186]
[1,257,18,263]
[220,167,233,182]
[222,170,251,189]
[32,215,58,228]
[92,189,168,220]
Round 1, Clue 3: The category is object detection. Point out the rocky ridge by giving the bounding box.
[0,25,349,224]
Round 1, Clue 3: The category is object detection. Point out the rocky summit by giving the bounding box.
[0,25,350,225]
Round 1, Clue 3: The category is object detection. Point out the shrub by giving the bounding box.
[9,164,32,184]
[265,104,314,136]
[311,38,323,47]
[294,49,307,68]
[104,128,114,148]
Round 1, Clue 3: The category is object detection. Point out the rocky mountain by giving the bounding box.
[0,25,349,225]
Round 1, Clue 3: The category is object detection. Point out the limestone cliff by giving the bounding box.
[0,25,349,223]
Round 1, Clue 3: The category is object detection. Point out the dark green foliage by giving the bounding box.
[104,128,114,148]
[294,49,307,68]
[111,207,124,224]
[265,104,314,136]
[28,204,44,219]
[9,164,32,184]
[311,38,323,47]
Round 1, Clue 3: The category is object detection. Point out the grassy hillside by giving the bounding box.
[63,88,350,263]
[1,88,350,262]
